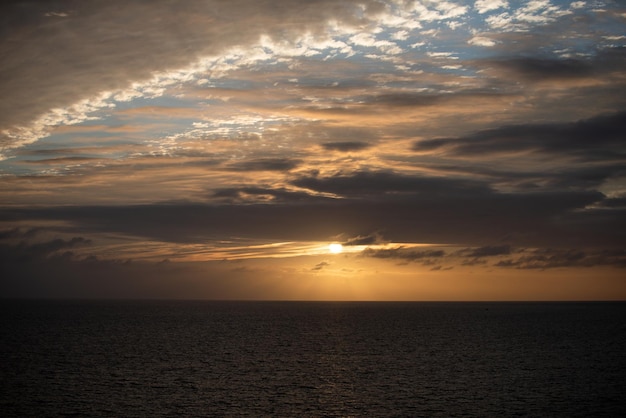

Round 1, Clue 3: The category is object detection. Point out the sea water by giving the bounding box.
[1,301,625,416]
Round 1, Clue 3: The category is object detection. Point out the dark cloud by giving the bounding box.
[360,88,513,108]
[23,156,99,165]
[0,253,265,299]
[312,261,329,271]
[495,248,626,269]
[594,197,626,209]
[430,265,453,271]
[361,247,446,262]
[463,245,512,258]
[413,111,626,162]
[361,244,626,270]
[225,158,300,172]
[541,164,626,191]
[488,57,594,80]
[343,232,385,246]
[483,47,626,81]
[328,89,517,116]
[321,142,372,152]
[0,236,90,264]
[1,179,615,249]
[0,227,42,240]
[291,170,493,198]
[460,258,487,266]
[456,245,513,267]
[409,158,625,195]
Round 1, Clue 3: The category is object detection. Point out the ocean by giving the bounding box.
[1,301,625,417]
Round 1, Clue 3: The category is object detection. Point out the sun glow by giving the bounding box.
[328,243,343,254]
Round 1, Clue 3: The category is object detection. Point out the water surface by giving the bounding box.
[1,301,624,416]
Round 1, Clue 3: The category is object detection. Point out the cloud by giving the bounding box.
[410,0,468,21]
[361,247,446,263]
[0,236,91,264]
[495,248,626,269]
[212,187,322,204]
[485,0,571,31]
[321,142,372,152]
[360,244,626,270]
[413,111,626,163]
[2,173,614,249]
[430,265,453,271]
[595,197,626,209]
[0,0,395,155]
[225,158,300,172]
[365,93,443,107]
[460,258,488,266]
[488,57,594,80]
[312,261,330,271]
[468,36,498,47]
[0,227,42,240]
[1,1,625,301]
[3,0,622,162]
[0,248,283,299]
[463,245,512,258]
[475,0,508,14]
[291,170,493,198]
[343,232,385,246]
[482,47,626,81]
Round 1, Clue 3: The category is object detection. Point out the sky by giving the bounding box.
[1,0,625,300]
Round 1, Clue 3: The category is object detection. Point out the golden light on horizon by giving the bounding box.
[329,243,343,254]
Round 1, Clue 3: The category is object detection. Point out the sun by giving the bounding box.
[328,243,343,254]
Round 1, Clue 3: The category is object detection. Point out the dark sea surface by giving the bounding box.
[1,301,625,417]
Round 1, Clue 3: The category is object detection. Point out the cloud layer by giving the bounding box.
[1,0,625,299]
